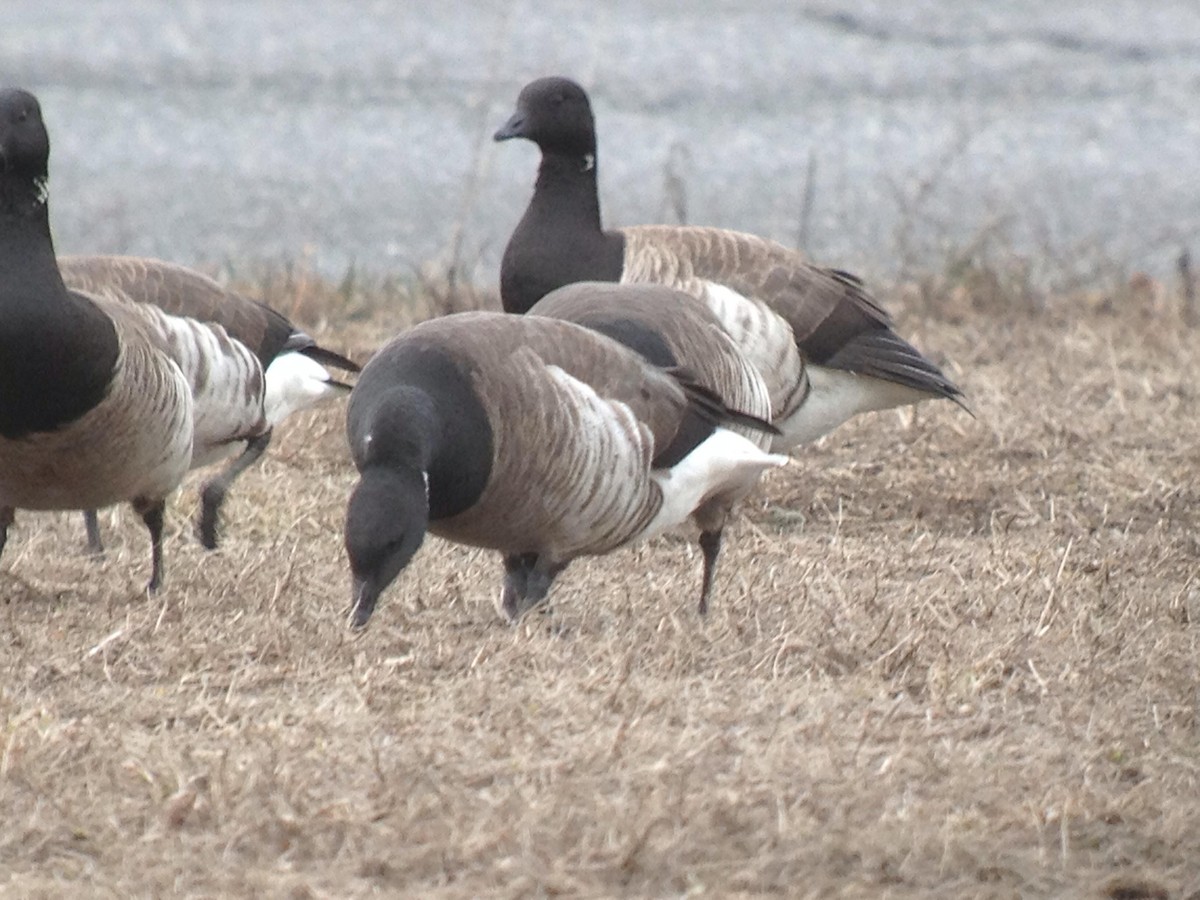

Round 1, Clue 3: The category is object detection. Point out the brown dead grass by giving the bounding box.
[2,274,1199,899]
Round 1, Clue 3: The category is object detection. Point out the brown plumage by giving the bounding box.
[59,256,359,372]
[620,226,891,374]
[0,87,257,591]
[60,256,281,358]
[494,76,967,450]
[343,311,786,627]
[528,281,780,612]
[529,281,781,435]
[0,296,195,514]
[57,255,360,551]
[0,290,200,592]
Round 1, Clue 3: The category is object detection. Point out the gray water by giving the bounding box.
[4,1,1199,285]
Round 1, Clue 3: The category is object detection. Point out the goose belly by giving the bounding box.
[774,366,933,448]
[0,348,193,510]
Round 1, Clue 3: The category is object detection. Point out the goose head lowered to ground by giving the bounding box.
[343,311,786,628]
[58,256,360,552]
[0,88,274,591]
[495,76,967,451]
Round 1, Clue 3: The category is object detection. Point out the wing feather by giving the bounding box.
[620,225,962,405]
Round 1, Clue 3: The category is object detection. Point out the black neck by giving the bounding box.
[529,152,604,231]
[351,385,438,471]
[0,177,58,283]
[344,461,431,624]
[500,151,625,314]
[0,181,120,439]
[349,351,493,520]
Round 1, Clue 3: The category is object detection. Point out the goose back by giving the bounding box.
[58,256,294,366]
[620,225,960,400]
[620,225,889,362]
[59,255,358,430]
[528,281,779,447]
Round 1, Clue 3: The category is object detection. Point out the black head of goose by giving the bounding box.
[494,76,967,451]
[57,255,361,551]
[0,88,268,592]
[528,280,782,613]
[343,311,786,628]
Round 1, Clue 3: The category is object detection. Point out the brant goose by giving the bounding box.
[494,76,966,449]
[528,280,781,613]
[343,311,787,627]
[59,255,360,551]
[0,88,265,591]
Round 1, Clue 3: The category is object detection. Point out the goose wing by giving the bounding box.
[529,281,777,446]
[620,225,962,403]
[88,289,268,467]
[59,255,358,373]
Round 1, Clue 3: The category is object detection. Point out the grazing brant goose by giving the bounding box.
[58,255,360,551]
[528,280,779,613]
[0,87,266,591]
[343,311,787,627]
[494,76,966,449]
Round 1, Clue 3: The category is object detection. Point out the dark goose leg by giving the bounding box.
[83,509,105,555]
[134,498,167,593]
[198,429,273,550]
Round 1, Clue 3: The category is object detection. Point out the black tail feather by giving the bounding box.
[298,342,362,373]
[651,366,780,469]
[825,329,969,412]
[666,366,780,437]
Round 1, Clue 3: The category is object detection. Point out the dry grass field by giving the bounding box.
[1,270,1198,898]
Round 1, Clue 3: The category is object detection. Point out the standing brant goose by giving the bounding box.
[58,255,360,551]
[528,281,780,613]
[343,311,787,628]
[0,87,266,591]
[494,76,966,450]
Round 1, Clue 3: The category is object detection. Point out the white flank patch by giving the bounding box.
[775,365,932,449]
[645,428,788,540]
[263,352,349,427]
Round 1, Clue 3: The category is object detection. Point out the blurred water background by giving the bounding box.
[4,1,1199,288]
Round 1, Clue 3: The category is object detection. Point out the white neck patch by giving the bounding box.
[582,154,595,172]
[33,176,48,207]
